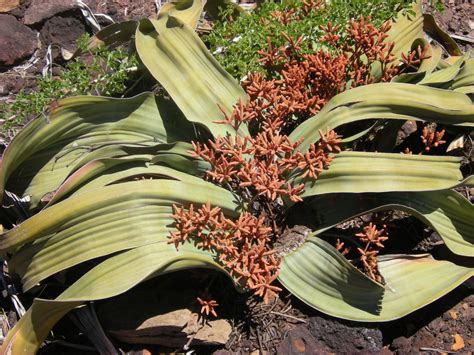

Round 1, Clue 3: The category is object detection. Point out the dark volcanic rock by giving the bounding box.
[309,316,383,353]
[278,326,331,354]
[24,0,73,24]
[0,14,37,67]
[23,0,96,25]
[0,75,24,96]
[40,15,86,55]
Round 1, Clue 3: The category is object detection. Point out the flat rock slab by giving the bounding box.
[109,309,232,347]
[23,0,96,24]
[24,0,74,24]
[97,288,232,348]
[0,14,37,67]
[0,0,19,12]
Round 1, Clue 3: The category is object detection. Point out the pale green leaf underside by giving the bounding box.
[290,83,474,152]
[371,1,424,80]
[47,152,207,205]
[295,151,462,198]
[0,93,195,209]
[158,0,204,29]
[450,57,474,91]
[0,180,239,252]
[388,1,424,59]
[418,54,466,87]
[135,17,248,138]
[278,236,473,322]
[303,189,474,256]
[5,178,238,291]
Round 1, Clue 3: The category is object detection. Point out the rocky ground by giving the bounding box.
[0,0,473,354]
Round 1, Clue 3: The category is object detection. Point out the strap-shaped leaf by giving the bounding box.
[135,17,248,138]
[47,152,207,205]
[204,0,246,21]
[292,151,463,198]
[290,83,474,152]
[418,54,466,87]
[0,180,238,252]
[302,189,474,257]
[422,13,461,56]
[0,93,196,208]
[278,236,473,322]
[5,178,239,291]
[450,57,474,91]
[86,20,138,50]
[2,242,227,355]
[371,1,424,79]
[391,39,441,84]
[158,0,204,29]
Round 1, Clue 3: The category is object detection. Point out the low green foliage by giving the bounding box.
[204,0,413,78]
[429,0,445,13]
[0,34,137,135]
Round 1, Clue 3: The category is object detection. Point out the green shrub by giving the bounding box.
[204,0,413,78]
[0,34,137,135]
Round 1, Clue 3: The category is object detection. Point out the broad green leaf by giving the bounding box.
[290,83,474,152]
[372,1,424,79]
[302,189,474,257]
[388,1,424,58]
[86,21,138,50]
[293,151,463,198]
[158,0,204,29]
[455,86,474,94]
[418,54,466,87]
[422,14,461,56]
[47,148,207,205]
[2,242,227,354]
[0,180,239,252]
[204,0,246,21]
[465,175,474,186]
[278,236,473,322]
[0,93,195,209]
[5,179,239,291]
[149,148,210,176]
[135,17,248,138]
[450,57,474,91]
